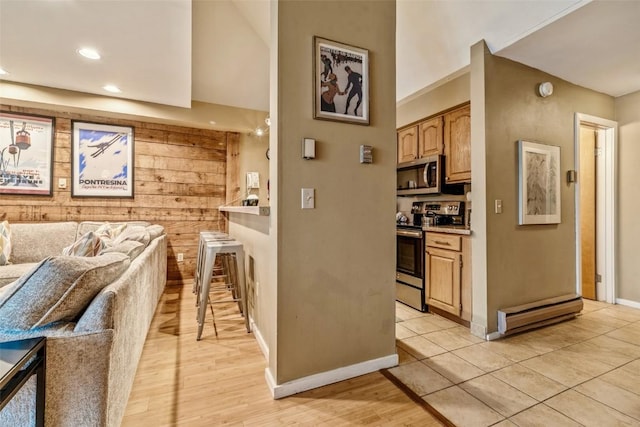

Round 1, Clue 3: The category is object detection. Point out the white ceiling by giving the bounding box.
[1,0,638,121]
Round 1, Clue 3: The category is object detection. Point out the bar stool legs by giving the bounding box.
[195,234,250,340]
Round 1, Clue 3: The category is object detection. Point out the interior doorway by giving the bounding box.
[574,113,617,303]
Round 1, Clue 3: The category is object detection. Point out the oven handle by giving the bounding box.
[396,229,423,238]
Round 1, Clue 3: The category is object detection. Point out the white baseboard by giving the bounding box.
[486,331,501,341]
[616,298,640,310]
[250,317,269,360]
[265,354,398,399]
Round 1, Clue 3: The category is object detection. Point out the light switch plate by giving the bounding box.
[495,199,502,214]
[58,178,67,189]
[301,188,315,209]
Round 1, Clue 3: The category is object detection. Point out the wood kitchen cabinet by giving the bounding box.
[425,232,472,320]
[397,125,419,163]
[418,116,444,157]
[397,116,444,164]
[444,104,471,183]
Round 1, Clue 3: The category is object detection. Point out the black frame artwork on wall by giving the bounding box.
[0,111,55,196]
[313,36,369,125]
[71,120,134,198]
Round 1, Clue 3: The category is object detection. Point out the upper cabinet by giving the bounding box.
[397,116,444,165]
[418,116,444,157]
[444,104,471,183]
[397,126,419,164]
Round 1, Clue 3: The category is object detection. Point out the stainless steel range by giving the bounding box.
[396,201,465,312]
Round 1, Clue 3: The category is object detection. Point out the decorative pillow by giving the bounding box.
[62,231,105,257]
[146,224,165,241]
[0,252,129,330]
[100,240,145,261]
[95,223,128,240]
[0,220,11,266]
[113,226,150,247]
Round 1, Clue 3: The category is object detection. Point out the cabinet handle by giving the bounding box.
[434,240,450,246]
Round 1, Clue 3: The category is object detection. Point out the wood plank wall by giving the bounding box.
[0,104,239,285]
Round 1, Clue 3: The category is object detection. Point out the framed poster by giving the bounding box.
[313,36,369,125]
[0,111,55,196]
[518,140,561,225]
[72,121,134,198]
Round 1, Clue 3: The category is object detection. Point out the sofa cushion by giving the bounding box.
[62,231,106,257]
[0,262,38,288]
[113,226,150,247]
[0,221,11,266]
[0,252,129,330]
[76,221,149,240]
[100,240,145,261]
[10,222,79,264]
[146,224,165,241]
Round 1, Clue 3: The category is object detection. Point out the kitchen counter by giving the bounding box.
[422,225,471,235]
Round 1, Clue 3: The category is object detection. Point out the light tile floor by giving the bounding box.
[392,299,640,427]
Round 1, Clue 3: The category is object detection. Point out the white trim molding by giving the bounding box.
[265,354,398,399]
[250,318,269,360]
[616,298,640,310]
[574,113,617,305]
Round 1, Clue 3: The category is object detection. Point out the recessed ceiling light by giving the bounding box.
[0,67,8,75]
[103,84,121,93]
[209,120,217,125]
[78,48,101,60]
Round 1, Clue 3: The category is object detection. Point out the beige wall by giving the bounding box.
[615,90,640,303]
[0,81,267,133]
[273,0,397,383]
[238,133,270,204]
[481,49,615,332]
[396,72,470,128]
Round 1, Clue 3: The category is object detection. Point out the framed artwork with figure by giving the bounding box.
[0,111,55,196]
[518,140,561,225]
[313,36,369,125]
[71,121,134,198]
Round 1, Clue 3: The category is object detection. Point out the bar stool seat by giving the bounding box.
[196,238,250,340]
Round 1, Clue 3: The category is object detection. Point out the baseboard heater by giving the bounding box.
[498,293,583,336]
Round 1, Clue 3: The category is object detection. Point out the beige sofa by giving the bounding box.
[0,221,167,427]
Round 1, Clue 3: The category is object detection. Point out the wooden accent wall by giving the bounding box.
[0,104,239,285]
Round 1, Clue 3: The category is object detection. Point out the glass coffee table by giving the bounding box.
[0,337,46,427]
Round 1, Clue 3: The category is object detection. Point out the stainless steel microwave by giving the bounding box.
[422,155,443,194]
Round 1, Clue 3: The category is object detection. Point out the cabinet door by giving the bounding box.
[418,116,443,157]
[426,247,461,316]
[444,105,471,183]
[397,126,419,164]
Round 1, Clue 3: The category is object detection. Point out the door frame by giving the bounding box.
[574,113,617,303]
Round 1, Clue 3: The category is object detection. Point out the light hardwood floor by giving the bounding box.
[122,284,442,426]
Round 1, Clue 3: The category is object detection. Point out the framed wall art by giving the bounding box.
[0,111,55,196]
[313,36,369,125]
[72,121,134,198]
[518,140,561,225]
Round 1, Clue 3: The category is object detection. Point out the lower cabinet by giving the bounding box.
[425,233,471,320]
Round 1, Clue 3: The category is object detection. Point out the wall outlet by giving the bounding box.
[176,253,184,262]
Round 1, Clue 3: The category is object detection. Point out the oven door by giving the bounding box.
[396,229,424,279]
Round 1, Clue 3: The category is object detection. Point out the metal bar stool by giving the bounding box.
[193,231,232,295]
[196,239,250,340]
